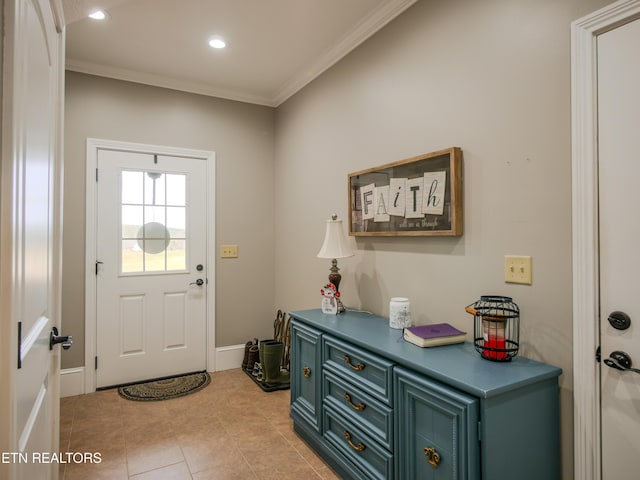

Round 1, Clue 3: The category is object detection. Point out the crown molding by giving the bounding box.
[65,59,277,106]
[66,0,417,107]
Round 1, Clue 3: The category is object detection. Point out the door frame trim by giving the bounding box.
[571,1,640,479]
[84,138,216,393]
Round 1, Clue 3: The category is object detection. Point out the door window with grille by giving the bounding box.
[121,170,187,273]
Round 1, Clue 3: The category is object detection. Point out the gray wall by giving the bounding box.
[63,72,277,369]
[273,0,613,478]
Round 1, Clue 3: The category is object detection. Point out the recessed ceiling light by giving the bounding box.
[88,10,109,20]
[208,37,227,49]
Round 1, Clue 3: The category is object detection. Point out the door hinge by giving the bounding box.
[478,421,482,442]
[95,356,98,370]
[596,345,601,363]
[95,261,103,275]
[96,168,99,182]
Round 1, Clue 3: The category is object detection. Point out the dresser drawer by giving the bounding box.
[323,336,394,405]
[324,406,393,480]
[323,369,393,451]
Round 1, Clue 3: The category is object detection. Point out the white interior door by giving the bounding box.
[96,149,208,388]
[598,16,640,480]
[0,0,64,479]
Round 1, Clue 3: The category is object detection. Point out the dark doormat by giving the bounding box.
[117,371,210,401]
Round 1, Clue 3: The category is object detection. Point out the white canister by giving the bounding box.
[389,297,411,329]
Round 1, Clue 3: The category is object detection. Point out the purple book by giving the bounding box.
[403,323,466,347]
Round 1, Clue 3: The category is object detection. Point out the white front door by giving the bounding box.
[0,0,64,479]
[95,148,208,388]
[598,16,640,480]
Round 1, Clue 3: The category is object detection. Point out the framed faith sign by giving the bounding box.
[348,147,462,237]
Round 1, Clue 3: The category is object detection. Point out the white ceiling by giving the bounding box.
[63,0,417,107]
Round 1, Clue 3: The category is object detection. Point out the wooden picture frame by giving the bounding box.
[348,147,462,236]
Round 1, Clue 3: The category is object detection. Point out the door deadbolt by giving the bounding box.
[608,311,631,330]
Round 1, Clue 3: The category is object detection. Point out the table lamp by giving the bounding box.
[317,214,354,313]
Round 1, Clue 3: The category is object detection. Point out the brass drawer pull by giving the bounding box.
[424,447,441,467]
[344,393,366,411]
[343,355,365,371]
[303,366,311,378]
[344,431,366,452]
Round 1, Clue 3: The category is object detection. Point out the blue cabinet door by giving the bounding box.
[290,321,323,432]
[395,367,480,480]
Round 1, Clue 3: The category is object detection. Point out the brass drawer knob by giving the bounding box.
[344,393,366,411]
[424,447,441,467]
[343,355,365,371]
[303,366,311,378]
[344,431,366,452]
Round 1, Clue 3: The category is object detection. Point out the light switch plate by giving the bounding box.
[504,255,532,284]
[220,245,238,258]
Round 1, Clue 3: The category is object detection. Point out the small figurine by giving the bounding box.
[320,283,340,315]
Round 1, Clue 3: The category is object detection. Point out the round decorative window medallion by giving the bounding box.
[137,222,170,254]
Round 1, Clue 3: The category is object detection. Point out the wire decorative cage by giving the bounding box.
[466,296,520,362]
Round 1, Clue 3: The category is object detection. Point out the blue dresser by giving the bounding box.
[289,309,561,480]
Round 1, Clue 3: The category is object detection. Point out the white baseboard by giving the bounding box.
[60,367,85,398]
[60,346,244,398]
[215,343,245,371]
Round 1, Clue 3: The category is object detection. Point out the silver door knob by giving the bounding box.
[190,278,204,286]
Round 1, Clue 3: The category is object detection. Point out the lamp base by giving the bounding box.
[328,259,346,313]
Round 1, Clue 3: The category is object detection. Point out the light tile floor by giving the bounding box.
[59,369,340,480]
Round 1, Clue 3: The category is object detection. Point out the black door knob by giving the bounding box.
[190,278,204,286]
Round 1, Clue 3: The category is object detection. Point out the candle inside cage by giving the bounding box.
[482,318,507,360]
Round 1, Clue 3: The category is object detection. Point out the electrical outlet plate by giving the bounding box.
[220,244,238,258]
[504,255,532,285]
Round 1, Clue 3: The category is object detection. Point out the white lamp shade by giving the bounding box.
[317,216,354,259]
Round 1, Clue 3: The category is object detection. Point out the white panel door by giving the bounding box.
[598,17,640,480]
[96,149,208,388]
[1,0,64,479]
